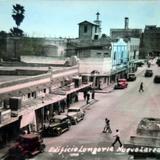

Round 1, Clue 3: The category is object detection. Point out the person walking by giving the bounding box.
[139,82,144,92]
[111,129,122,147]
[102,118,112,133]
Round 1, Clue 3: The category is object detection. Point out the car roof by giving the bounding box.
[146,69,152,71]
[118,79,127,81]
[20,133,39,140]
[68,106,81,109]
[54,115,68,119]
[155,75,160,77]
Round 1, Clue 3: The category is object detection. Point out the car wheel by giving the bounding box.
[56,129,62,136]
[39,144,45,152]
[74,119,78,125]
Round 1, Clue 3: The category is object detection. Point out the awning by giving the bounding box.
[111,68,127,75]
[65,83,92,95]
[0,117,19,128]
[20,111,36,128]
[19,94,67,116]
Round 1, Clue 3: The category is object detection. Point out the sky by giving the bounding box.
[0,0,160,38]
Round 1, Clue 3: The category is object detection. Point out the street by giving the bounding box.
[32,64,160,160]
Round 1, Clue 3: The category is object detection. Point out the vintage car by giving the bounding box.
[7,133,45,159]
[114,79,128,89]
[156,58,160,66]
[144,69,153,77]
[154,75,160,83]
[41,115,71,137]
[127,73,136,81]
[67,106,85,125]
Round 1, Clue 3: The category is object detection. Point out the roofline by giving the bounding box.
[78,20,98,26]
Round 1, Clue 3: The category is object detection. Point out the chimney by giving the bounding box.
[125,17,129,29]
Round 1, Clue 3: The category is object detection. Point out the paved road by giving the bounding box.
[44,65,160,146]
[35,64,160,160]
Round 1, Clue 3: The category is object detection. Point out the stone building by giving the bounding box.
[4,36,67,60]
[66,12,111,58]
[110,17,142,40]
[79,12,101,41]
[139,25,160,58]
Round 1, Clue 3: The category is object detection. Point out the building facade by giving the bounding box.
[110,17,142,41]
[111,38,129,80]
[5,37,67,60]
[139,25,160,59]
[0,65,92,146]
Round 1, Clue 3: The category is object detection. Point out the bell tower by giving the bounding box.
[93,12,102,39]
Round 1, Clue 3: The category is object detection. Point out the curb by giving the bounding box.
[95,89,114,94]
[81,99,98,110]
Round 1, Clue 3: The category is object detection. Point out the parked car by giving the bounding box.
[156,58,160,66]
[67,106,85,124]
[114,79,128,89]
[7,133,45,159]
[41,115,71,137]
[136,60,145,67]
[144,69,153,77]
[127,73,136,81]
[153,75,160,83]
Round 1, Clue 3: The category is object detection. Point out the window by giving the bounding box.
[114,52,116,60]
[84,25,88,33]
[104,53,109,57]
[28,93,31,98]
[32,92,36,98]
[94,35,98,40]
[95,27,97,33]
[43,88,46,93]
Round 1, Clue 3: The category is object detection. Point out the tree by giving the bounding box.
[12,4,25,28]
[10,4,25,37]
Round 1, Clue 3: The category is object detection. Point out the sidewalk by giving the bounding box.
[95,66,146,94]
[95,84,114,94]
[65,92,98,112]
[0,144,10,159]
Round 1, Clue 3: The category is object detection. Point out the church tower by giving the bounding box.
[93,12,102,39]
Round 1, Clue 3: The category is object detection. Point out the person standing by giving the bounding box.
[83,90,87,100]
[91,89,95,99]
[139,82,144,92]
[86,92,90,104]
[111,129,122,147]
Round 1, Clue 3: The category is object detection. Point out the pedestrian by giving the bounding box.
[91,89,95,99]
[102,118,112,133]
[83,90,87,100]
[86,92,90,104]
[139,82,144,92]
[111,129,122,147]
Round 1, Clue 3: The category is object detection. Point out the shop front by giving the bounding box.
[0,117,20,147]
[35,94,66,131]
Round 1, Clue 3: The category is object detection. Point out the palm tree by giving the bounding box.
[10,4,25,37]
[10,4,25,59]
[12,4,25,28]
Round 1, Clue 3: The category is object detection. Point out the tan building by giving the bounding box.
[0,65,92,145]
